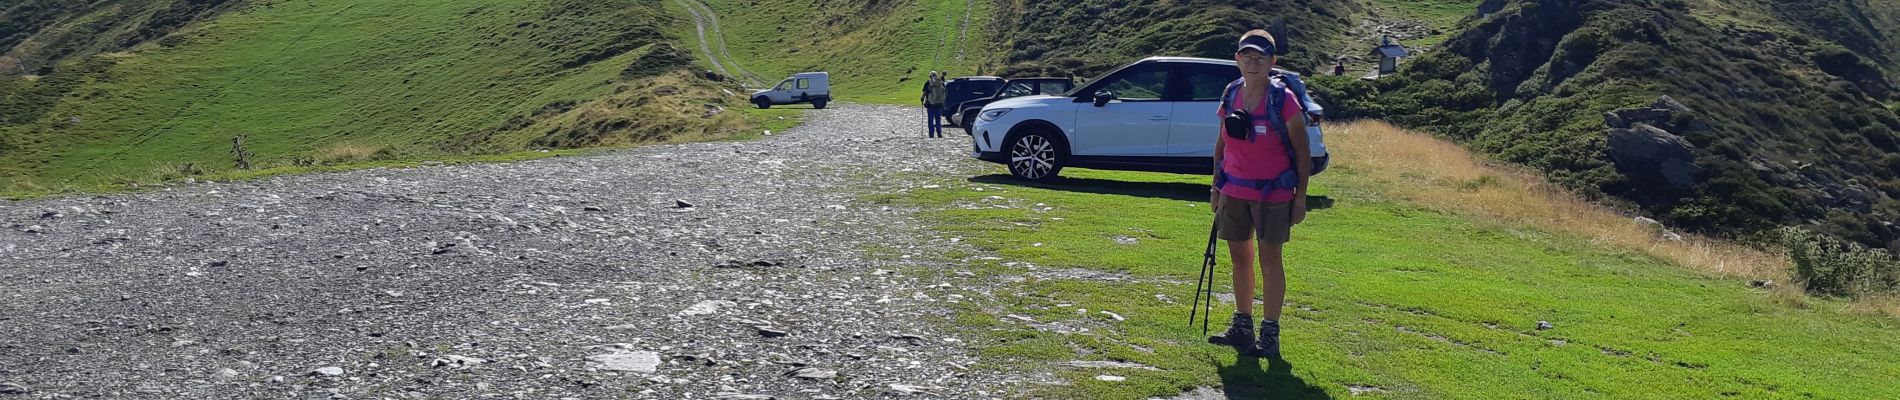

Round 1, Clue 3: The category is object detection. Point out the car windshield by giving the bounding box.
[1042,81,1073,94]
[999,82,1034,98]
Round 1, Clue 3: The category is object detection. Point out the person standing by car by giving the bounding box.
[921,72,948,138]
[1207,29,1310,359]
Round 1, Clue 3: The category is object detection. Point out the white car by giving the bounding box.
[752,72,830,109]
[969,57,1323,181]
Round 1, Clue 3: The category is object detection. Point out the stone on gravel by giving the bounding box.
[789,367,837,379]
[0,383,29,394]
[675,200,695,208]
[585,350,660,373]
[680,300,737,316]
[433,355,487,368]
[756,326,789,338]
[889,384,940,394]
[716,394,776,400]
[312,367,345,376]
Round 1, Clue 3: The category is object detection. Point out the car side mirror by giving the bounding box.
[1092,90,1116,107]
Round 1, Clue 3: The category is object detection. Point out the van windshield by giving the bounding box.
[774,80,793,90]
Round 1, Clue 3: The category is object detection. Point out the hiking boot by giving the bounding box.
[1250,319,1282,358]
[1206,313,1255,352]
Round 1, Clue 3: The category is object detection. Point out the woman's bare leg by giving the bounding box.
[1257,243,1286,321]
[1227,239,1256,316]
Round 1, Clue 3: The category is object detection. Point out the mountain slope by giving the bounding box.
[1311,0,1899,254]
[1,0,750,196]
[692,0,989,103]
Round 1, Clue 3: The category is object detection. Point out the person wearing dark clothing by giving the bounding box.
[921,72,947,138]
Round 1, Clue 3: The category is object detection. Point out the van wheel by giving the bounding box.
[753,98,771,109]
[812,99,827,109]
[1007,129,1064,181]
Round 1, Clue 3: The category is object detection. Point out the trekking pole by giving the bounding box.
[1189,221,1219,335]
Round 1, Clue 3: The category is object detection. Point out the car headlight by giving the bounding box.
[978,108,1012,122]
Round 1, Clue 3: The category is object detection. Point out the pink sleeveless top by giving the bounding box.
[1217,80,1303,203]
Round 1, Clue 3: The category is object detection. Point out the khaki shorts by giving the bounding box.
[1217,194,1292,244]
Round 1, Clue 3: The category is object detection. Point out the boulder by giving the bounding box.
[1607,124,1704,189]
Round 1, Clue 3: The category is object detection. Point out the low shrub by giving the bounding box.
[1778,226,1898,297]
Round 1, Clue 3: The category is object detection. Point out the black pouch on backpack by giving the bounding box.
[1224,109,1252,140]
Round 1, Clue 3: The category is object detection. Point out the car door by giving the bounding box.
[1169,64,1241,157]
[792,77,812,100]
[1071,65,1173,157]
[769,79,795,103]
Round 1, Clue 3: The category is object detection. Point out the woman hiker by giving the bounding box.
[1207,29,1311,358]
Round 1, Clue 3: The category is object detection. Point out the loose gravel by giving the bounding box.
[0,104,1016,399]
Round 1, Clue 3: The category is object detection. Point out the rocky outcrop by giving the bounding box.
[1607,124,1702,189]
[1604,96,1706,189]
[1451,0,1586,98]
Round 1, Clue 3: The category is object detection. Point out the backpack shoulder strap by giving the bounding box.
[1218,78,1245,113]
[1265,76,1289,128]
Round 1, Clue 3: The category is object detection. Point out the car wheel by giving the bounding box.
[1007,129,1064,181]
[960,113,976,132]
[812,99,827,109]
[754,98,771,109]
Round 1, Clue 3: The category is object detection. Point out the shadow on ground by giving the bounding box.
[969,174,1336,209]
[1211,356,1333,400]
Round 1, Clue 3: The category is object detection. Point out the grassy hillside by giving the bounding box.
[1,0,759,196]
[1,0,243,76]
[983,0,1365,78]
[691,0,990,104]
[891,121,1898,399]
[1308,0,1900,258]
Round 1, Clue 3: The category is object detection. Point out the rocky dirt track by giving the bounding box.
[0,105,1014,399]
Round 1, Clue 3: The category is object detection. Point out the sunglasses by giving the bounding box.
[1237,52,1273,65]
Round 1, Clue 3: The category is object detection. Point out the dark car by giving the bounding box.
[952,77,1075,131]
[939,76,1005,126]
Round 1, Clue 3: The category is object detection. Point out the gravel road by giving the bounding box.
[0,105,1016,399]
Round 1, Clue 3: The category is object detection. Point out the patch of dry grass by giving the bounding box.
[1324,120,1854,304]
[313,143,385,164]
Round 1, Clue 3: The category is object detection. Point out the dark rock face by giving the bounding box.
[1604,96,1708,190]
[1452,0,1586,98]
[1608,124,1703,189]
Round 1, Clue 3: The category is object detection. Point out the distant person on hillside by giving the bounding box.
[1207,29,1311,358]
[921,72,947,138]
[1332,61,1346,76]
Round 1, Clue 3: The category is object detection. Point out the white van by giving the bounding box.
[751,72,831,109]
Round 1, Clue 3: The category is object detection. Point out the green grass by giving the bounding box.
[692,0,989,104]
[2,0,772,198]
[1369,0,1482,48]
[890,167,1900,399]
